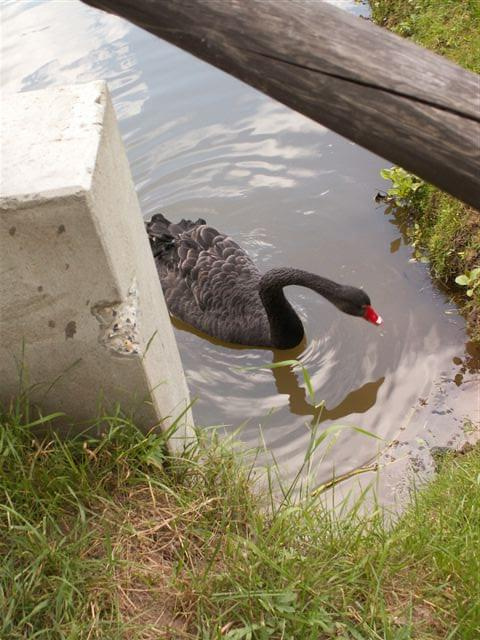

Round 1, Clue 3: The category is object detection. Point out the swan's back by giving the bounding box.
[146,214,270,345]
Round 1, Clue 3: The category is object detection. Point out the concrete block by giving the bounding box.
[1,82,194,445]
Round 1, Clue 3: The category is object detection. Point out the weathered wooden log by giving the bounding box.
[82,0,480,209]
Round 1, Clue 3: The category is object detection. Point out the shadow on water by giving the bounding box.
[172,316,385,425]
[381,199,480,388]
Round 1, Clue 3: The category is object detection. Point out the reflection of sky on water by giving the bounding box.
[2,0,475,498]
[1,0,147,119]
[243,101,324,136]
[324,0,371,17]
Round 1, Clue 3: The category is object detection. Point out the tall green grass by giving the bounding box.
[1,399,479,638]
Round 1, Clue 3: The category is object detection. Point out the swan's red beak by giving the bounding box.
[363,305,383,326]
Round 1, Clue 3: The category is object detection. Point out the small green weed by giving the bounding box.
[380,166,426,207]
[455,267,480,298]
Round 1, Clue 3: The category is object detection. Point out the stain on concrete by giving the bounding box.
[9,226,16,236]
[65,320,76,339]
[91,279,140,356]
[57,224,66,235]
[48,320,56,328]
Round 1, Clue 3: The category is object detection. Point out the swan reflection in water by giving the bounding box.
[172,316,384,426]
[149,214,383,429]
[269,341,384,425]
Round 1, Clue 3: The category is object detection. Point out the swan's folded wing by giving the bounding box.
[157,223,261,321]
[185,230,261,315]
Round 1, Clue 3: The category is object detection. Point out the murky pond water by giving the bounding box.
[2,0,477,501]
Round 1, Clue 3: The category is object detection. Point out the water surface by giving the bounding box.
[2,0,477,501]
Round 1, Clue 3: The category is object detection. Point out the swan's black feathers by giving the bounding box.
[146,214,378,349]
[147,213,270,345]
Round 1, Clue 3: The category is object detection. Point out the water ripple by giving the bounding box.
[2,0,472,497]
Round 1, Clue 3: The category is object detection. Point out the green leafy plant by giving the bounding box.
[380,166,425,207]
[455,267,480,297]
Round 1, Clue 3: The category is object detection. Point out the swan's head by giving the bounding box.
[335,286,383,326]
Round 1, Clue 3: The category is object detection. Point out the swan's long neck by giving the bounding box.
[259,268,345,349]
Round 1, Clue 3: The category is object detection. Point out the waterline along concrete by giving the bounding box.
[0,81,194,446]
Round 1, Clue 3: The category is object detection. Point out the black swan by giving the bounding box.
[146,214,382,349]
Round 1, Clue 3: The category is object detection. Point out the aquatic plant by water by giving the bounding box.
[379,166,426,208]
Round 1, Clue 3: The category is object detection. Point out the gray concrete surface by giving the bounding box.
[1,82,194,445]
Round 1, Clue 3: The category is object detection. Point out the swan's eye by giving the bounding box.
[363,305,383,325]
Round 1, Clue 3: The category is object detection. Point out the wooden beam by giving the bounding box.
[82,0,480,209]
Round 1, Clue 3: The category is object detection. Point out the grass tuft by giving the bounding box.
[1,400,479,637]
